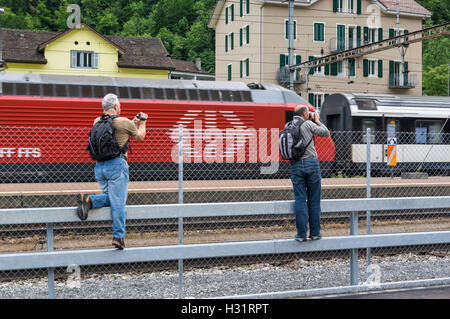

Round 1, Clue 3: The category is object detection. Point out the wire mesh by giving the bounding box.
[0,126,449,298]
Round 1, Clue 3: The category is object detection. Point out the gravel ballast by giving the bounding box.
[0,252,448,299]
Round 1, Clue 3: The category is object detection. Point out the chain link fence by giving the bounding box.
[0,125,449,298]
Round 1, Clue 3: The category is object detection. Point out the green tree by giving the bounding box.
[423,64,449,96]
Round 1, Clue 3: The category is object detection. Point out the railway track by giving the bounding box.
[0,209,449,238]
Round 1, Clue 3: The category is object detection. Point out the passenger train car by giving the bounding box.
[0,73,334,182]
[320,93,450,176]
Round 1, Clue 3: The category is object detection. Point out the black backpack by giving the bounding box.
[279,117,312,161]
[86,115,129,162]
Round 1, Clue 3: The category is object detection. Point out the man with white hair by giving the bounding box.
[77,93,147,249]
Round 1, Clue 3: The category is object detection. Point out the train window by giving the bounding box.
[415,120,443,144]
[55,85,68,97]
[362,119,376,143]
[233,91,243,102]
[43,84,54,96]
[154,88,165,100]
[15,83,27,95]
[241,90,252,102]
[355,99,377,111]
[130,87,141,99]
[199,90,210,101]
[29,84,41,96]
[118,87,130,99]
[188,89,199,100]
[221,90,233,101]
[386,119,399,139]
[81,85,93,98]
[176,89,187,101]
[142,87,153,99]
[210,90,221,101]
[68,85,80,97]
[2,82,14,95]
[92,86,105,98]
[166,88,176,100]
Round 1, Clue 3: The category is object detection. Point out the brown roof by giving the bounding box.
[171,59,211,75]
[1,26,175,70]
[377,0,431,16]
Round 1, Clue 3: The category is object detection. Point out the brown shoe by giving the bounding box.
[112,237,125,250]
[76,193,92,221]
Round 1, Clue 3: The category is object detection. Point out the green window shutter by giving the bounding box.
[333,0,338,12]
[357,0,361,14]
[389,28,395,38]
[320,23,324,41]
[403,62,408,86]
[325,93,330,99]
[325,64,329,75]
[330,62,337,76]
[246,58,249,76]
[230,32,234,50]
[363,59,369,77]
[240,60,243,78]
[308,93,314,106]
[314,23,318,41]
[240,0,243,17]
[378,60,383,78]
[285,20,289,39]
[309,56,315,75]
[404,29,409,45]
[246,25,250,44]
[231,4,234,22]
[228,64,232,81]
[389,60,394,85]
[294,21,297,40]
[225,35,228,52]
[225,7,228,24]
[356,26,361,47]
[280,54,286,67]
[240,28,243,46]
[363,27,369,44]
[378,28,383,41]
[337,25,345,50]
[246,0,250,14]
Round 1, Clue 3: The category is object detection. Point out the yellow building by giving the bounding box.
[1,23,174,79]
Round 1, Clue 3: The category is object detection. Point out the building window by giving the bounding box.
[347,0,355,13]
[71,51,98,69]
[337,61,345,76]
[368,60,377,77]
[226,32,234,52]
[348,26,356,49]
[240,25,249,46]
[308,93,326,113]
[314,22,325,42]
[240,58,249,78]
[240,0,250,16]
[337,0,344,12]
[226,4,234,24]
[284,20,297,40]
[337,24,346,51]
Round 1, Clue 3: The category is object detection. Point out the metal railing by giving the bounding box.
[1,196,449,299]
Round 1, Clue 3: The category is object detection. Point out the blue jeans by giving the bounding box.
[290,159,322,238]
[90,157,129,239]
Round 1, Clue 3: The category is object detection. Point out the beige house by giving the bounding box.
[209,0,431,110]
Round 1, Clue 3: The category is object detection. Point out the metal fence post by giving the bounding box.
[47,223,55,299]
[350,211,358,286]
[366,128,372,270]
[178,125,184,299]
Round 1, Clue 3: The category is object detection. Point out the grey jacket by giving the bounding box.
[294,116,330,160]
